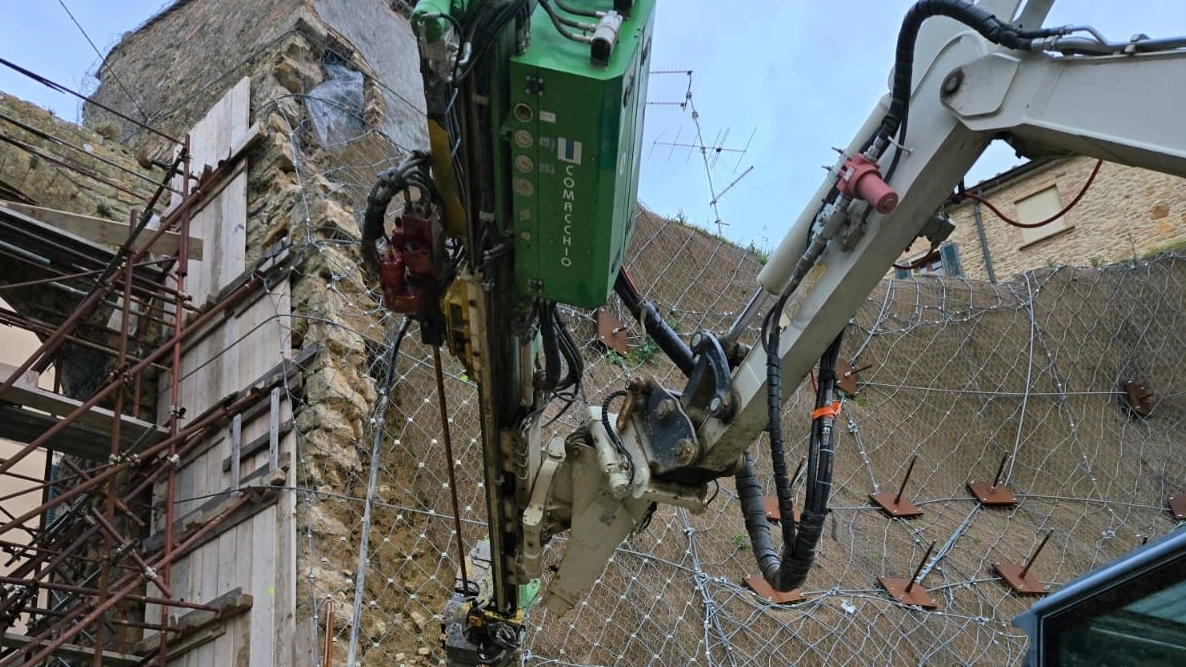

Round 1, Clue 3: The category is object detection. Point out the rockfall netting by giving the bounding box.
[263,32,1186,667]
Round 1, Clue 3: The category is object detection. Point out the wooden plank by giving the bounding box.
[213,531,236,666]
[187,452,208,531]
[200,540,220,620]
[222,418,293,472]
[183,77,249,305]
[0,361,167,451]
[2,633,140,666]
[143,472,284,553]
[233,519,254,598]
[273,429,297,666]
[0,201,204,259]
[250,506,276,667]
[0,404,146,461]
[187,547,204,627]
[231,520,254,665]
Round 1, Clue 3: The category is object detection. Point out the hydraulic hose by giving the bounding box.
[361,151,433,272]
[737,330,844,592]
[876,0,1066,149]
[613,269,695,377]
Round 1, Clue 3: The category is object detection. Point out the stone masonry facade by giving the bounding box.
[937,156,1186,282]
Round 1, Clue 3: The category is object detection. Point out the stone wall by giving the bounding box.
[0,92,160,400]
[941,156,1186,281]
[85,0,425,159]
[0,92,154,218]
[88,3,432,662]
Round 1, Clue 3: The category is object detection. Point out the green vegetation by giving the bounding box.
[609,310,682,367]
[1140,239,1186,260]
[746,241,770,266]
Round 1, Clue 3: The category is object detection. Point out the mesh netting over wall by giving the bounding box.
[252,33,1186,667]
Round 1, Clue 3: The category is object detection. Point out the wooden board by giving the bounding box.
[0,201,204,259]
[0,362,166,459]
[150,76,298,665]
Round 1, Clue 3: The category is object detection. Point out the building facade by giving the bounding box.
[896,155,1186,281]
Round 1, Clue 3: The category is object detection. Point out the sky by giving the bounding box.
[3,1,1186,251]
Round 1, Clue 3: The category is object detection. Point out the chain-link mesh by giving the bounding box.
[252,33,1186,667]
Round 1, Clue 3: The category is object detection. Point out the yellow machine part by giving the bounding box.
[429,120,468,238]
[443,271,483,378]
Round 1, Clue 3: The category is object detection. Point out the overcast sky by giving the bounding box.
[3,1,1186,250]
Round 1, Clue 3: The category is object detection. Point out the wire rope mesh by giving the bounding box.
[218,31,1186,667]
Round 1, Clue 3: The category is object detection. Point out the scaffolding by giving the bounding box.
[0,68,291,666]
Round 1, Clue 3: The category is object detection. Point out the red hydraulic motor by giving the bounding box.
[376,207,446,342]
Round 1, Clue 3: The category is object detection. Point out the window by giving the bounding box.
[1015,529,1186,666]
[894,242,964,279]
[1016,186,1071,246]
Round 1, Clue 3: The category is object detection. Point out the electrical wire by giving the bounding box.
[538,0,595,43]
[601,389,635,483]
[553,0,603,18]
[959,159,1103,229]
[56,0,150,124]
[0,57,180,145]
[736,330,844,592]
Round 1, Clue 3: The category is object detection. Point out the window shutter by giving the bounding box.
[940,243,963,277]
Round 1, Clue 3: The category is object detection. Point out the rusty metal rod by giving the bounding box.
[0,373,265,537]
[0,272,261,481]
[0,469,83,504]
[0,219,183,299]
[791,455,807,488]
[323,600,335,667]
[0,521,100,622]
[0,576,217,612]
[905,541,936,593]
[434,346,470,593]
[5,495,251,667]
[895,455,918,505]
[1020,530,1054,578]
[0,538,115,569]
[89,507,172,600]
[17,605,172,632]
[159,133,193,667]
[991,453,1009,490]
[16,149,182,378]
[0,307,168,372]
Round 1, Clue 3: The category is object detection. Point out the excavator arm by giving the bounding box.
[365,1,1186,665]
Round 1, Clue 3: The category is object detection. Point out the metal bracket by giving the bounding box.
[993,530,1052,596]
[742,575,804,605]
[762,497,801,524]
[968,453,1017,507]
[870,455,923,519]
[1168,493,1186,520]
[1122,380,1153,417]
[878,541,938,609]
[680,331,734,422]
[594,308,628,355]
[835,358,872,396]
[624,377,699,477]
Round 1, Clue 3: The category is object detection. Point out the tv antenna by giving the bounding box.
[647,69,756,233]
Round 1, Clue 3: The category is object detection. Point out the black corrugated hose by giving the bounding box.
[737,327,844,592]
